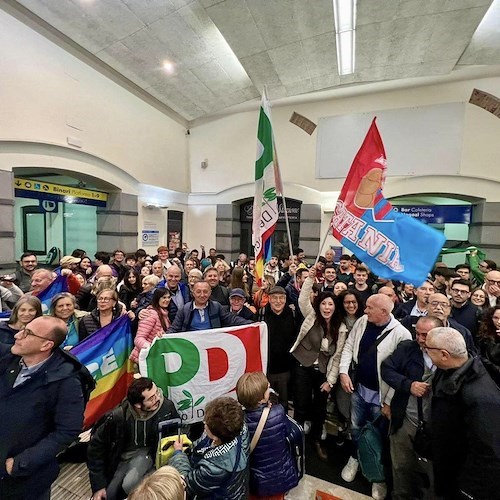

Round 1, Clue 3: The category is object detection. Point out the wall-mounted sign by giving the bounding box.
[392,205,472,224]
[240,199,301,222]
[14,177,108,207]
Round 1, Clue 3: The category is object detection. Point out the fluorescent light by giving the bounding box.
[333,0,357,75]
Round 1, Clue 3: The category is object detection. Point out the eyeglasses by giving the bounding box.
[451,289,469,295]
[487,279,500,286]
[18,328,53,342]
[423,343,466,356]
[429,301,450,308]
[344,300,358,305]
[97,296,114,302]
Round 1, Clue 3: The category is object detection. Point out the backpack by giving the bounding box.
[357,415,385,483]
[286,415,305,480]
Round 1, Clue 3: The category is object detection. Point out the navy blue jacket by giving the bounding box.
[245,404,298,496]
[167,300,253,333]
[381,340,425,433]
[0,346,85,498]
[394,299,417,320]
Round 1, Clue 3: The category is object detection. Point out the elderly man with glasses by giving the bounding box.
[425,327,500,500]
[426,293,476,355]
[484,270,500,307]
[0,316,88,499]
[381,316,443,500]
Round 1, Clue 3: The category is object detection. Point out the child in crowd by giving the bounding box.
[169,397,249,499]
[236,372,299,500]
[128,466,185,500]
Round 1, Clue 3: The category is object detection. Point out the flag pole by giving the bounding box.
[263,86,294,262]
[314,224,331,266]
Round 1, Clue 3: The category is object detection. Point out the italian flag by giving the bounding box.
[252,91,281,287]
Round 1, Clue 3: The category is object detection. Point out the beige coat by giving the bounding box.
[290,277,347,386]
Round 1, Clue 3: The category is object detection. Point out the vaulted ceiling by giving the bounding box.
[5,0,500,123]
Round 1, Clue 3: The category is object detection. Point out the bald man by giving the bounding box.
[378,286,398,304]
[339,294,411,498]
[0,316,88,499]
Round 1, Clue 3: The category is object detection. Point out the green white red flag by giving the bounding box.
[252,91,282,286]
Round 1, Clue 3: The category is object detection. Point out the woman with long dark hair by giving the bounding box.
[130,288,172,363]
[119,269,142,309]
[333,289,364,335]
[290,266,347,461]
[477,305,500,385]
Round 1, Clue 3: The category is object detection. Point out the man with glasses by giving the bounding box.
[484,270,500,307]
[381,316,443,500]
[426,293,476,354]
[257,286,297,410]
[425,327,500,500]
[449,279,481,337]
[0,316,87,499]
[87,377,179,500]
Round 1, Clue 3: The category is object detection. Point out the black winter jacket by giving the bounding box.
[87,397,178,492]
[431,357,500,499]
[0,346,85,498]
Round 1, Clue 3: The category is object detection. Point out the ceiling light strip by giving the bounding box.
[333,0,357,75]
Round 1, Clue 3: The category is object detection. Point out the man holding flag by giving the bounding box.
[253,91,281,287]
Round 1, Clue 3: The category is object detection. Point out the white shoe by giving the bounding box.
[303,420,311,435]
[321,424,327,441]
[341,456,359,482]
[371,482,387,500]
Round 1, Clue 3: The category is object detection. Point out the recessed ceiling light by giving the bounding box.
[162,61,175,74]
[333,0,357,76]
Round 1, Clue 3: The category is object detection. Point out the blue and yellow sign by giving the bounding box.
[14,178,108,207]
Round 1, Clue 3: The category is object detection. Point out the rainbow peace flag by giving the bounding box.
[72,315,134,429]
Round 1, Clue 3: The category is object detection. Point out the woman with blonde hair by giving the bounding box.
[215,259,231,287]
[128,466,185,500]
[253,275,275,310]
[49,292,89,348]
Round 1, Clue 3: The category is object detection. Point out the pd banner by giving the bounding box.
[138,323,268,424]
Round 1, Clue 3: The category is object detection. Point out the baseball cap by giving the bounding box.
[229,288,246,299]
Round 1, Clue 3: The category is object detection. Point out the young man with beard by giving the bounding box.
[88,377,178,500]
[322,264,337,292]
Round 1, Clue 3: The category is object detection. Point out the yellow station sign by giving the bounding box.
[14,178,108,202]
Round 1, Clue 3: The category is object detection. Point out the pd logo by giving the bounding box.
[140,324,268,423]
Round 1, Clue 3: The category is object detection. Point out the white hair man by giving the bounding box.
[425,327,500,499]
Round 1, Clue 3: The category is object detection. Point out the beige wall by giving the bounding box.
[2,6,500,255]
[0,10,188,194]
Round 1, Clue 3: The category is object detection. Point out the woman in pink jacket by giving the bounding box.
[130,287,171,363]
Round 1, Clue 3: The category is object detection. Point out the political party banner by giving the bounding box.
[72,315,135,429]
[38,275,69,313]
[331,118,446,285]
[138,323,268,424]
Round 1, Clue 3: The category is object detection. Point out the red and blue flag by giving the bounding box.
[331,118,445,285]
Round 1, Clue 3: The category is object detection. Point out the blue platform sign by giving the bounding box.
[392,205,471,224]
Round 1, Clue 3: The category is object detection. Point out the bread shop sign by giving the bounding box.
[240,199,301,223]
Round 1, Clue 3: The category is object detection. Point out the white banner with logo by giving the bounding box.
[138,323,268,424]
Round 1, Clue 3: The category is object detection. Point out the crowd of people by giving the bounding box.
[1,243,500,500]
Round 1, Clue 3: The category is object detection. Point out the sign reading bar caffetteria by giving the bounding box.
[392,205,472,224]
[14,177,108,207]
